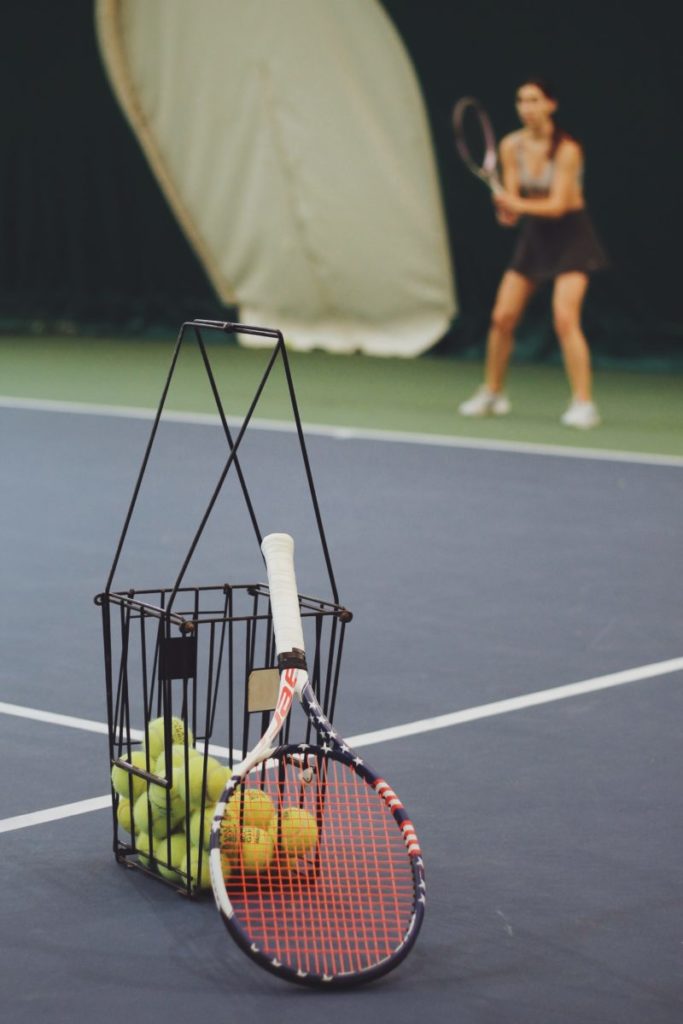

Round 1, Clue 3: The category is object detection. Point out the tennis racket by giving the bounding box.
[452,96,502,193]
[210,533,426,988]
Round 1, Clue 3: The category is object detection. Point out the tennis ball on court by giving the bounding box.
[133,791,185,838]
[237,788,275,830]
[145,716,194,762]
[182,846,212,890]
[279,807,318,857]
[116,798,133,834]
[111,749,148,802]
[240,826,274,873]
[206,762,232,802]
[156,833,188,881]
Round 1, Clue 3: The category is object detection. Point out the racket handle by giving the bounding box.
[261,533,306,657]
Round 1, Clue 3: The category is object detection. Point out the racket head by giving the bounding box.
[210,742,426,988]
[452,95,501,192]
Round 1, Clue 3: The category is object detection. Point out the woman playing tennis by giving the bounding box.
[459,78,608,428]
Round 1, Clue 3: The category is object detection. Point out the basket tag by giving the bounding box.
[158,636,197,681]
[248,668,280,712]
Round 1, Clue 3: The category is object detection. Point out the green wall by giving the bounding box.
[1,1,680,364]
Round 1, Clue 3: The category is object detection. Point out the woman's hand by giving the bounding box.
[493,189,520,225]
[494,189,523,216]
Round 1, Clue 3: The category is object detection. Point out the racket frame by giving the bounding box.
[452,95,502,193]
[209,534,426,987]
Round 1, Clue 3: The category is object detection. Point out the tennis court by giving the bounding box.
[3,1,682,1018]
[1,341,681,1022]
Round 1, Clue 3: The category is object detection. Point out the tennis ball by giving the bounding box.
[145,716,194,762]
[219,815,240,859]
[156,833,188,881]
[189,806,214,850]
[155,744,201,776]
[279,807,318,857]
[133,791,184,838]
[206,762,232,803]
[240,826,274,873]
[235,788,275,830]
[151,744,201,806]
[136,831,156,869]
[178,754,220,806]
[116,798,133,834]
[182,846,212,890]
[111,749,148,802]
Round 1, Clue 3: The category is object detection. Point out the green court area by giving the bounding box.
[1,334,681,457]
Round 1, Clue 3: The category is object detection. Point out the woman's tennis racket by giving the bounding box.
[452,96,502,193]
[210,533,426,988]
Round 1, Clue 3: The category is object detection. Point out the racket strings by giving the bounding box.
[218,756,417,977]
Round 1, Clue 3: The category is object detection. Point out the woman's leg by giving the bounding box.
[552,272,593,401]
[483,271,536,393]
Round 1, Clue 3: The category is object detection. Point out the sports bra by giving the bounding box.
[515,139,584,198]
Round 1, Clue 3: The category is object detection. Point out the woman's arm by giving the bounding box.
[495,139,583,219]
[495,134,520,226]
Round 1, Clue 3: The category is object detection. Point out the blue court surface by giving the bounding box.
[1,403,682,1024]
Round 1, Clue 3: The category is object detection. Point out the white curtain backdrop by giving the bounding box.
[96,0,457,355]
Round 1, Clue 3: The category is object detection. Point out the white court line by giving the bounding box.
[1,656,681,834]
[1,394,682,467]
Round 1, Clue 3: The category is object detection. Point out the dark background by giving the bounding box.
[1,0,681,363]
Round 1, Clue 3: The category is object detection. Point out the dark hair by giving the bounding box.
[516,76,579,157]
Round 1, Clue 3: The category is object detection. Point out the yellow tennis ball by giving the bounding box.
[189,806,214,850]
[240,826,274,872]
[136,831,156,869]
[133,791,184,838]
[111,749,148,802]
[206,762,232,802]
[279,807,318,856]
[237,788,275,830]
[182,846,212,890]
[178,754,220,806]
[145,716,194,762]
[116,798,133,834]
[152,745,201,807]
[155,744,201,776]
[156,833,188,881]
[219,815,240,855]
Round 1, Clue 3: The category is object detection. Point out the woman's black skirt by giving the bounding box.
[508,208,609,281]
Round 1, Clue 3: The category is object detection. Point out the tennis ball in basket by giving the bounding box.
[111,749,148,802]
[136,831,156,869]
[238,788,275,830]
[133,791,184,838]
[116,798,133,834]
[279,807,318,856]
[240,826,274,872]
[189,806,214,850]
[179,754,220,806]
[146,716,194,762]
[153,746,201,806]
[156,833,188,881]
[182,846,212,890]
[206,762,232,802]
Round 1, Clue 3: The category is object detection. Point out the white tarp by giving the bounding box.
[96,0,456,355]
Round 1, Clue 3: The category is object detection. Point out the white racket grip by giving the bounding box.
[261,533,306,656]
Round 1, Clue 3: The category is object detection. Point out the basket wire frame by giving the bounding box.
[95,321,351,895]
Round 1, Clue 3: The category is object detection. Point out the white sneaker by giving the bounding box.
[561,399,601,429]
[458,386,511,417]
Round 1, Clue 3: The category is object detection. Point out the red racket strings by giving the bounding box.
[218,756,417,978]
